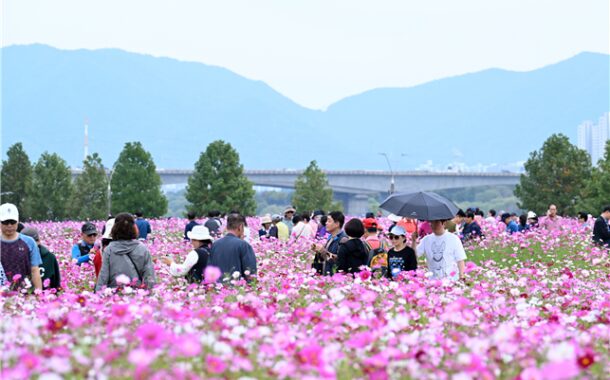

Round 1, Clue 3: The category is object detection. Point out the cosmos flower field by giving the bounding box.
[1,217,609,379]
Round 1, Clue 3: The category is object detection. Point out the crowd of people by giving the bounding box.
[0,200,608,293]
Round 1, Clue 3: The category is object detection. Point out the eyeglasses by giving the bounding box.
[86,233,98,237]
[388,235,403,240]
[1,220,17,225]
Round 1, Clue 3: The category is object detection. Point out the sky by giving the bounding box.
[2,0,609,110]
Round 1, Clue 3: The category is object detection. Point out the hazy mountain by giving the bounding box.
[2,44,608,170]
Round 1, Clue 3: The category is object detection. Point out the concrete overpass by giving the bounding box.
[71,169,520,214]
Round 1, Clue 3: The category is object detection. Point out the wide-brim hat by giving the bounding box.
[187,225,214,241]
[260,215,272,224]
[284,207,296,214]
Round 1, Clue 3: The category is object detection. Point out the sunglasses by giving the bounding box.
[1,220,17,225]
[388,235,403,240]
[86,233,98,237]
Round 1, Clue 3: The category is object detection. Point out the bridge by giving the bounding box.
[71,168,520,214]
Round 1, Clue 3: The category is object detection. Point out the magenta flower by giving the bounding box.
[175,334,201,357]
[135,323,167,350]
[204,265,222,283]
[206,355,226,374]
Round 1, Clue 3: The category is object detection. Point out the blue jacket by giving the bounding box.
[71,241,93,265]
[506,221,519,234]
[135,218,151,240]
[208,233,257,282]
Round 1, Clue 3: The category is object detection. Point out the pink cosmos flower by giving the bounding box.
[128,348,155,367]
[204,265,222,283]
[135,323,167,350]
[206,355,226,374]
[116,274,131,285]
[175,334,201,357]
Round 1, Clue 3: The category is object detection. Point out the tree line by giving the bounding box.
[5,134,605,221]
[515,134,610,216]
[1,140,337,221]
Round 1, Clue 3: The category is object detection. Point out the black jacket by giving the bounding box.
[336,238,369,274]
[39,245,61,290]
[592,216,610,246]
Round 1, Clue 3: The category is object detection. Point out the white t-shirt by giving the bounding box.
[416,231,467,280]
[292,222,314,240]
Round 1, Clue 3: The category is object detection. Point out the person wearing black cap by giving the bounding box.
[71,222,98,265]
[21,227,61,290]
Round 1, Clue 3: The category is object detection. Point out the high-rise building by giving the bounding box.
[577,112,609,165]
[577,120,593,154]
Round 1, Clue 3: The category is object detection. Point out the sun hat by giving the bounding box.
[527,211,537,219]
[389,225,407,236]
[102,218,115,239]
[187,225,214,241]
[284,207,296,214]
[260,215,272,224]
[0,203,19,222]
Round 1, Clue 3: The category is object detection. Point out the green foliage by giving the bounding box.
[255,190,293,215]
[1,143,33,219]
[438,185,521,213]
[514,134,591,216]
[292,160,336,212]
[111,142,167,217]
[71,153,109,220]
[164,188,189,217]
[578,140,610,214]
[186,140,256,216]
[29,152,73,220]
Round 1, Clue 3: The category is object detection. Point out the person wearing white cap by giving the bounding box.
[0,203,43,290]
[161,225,214,283]
[386,225,417,280]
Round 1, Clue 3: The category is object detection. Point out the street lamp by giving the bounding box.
[379,153,395,194]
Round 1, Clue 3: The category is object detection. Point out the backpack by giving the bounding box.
[368,248,388,278]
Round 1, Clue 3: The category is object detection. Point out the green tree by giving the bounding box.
[110,142,167,217]
[30,152,74,220]
[578,140,610,214]
[292,160,341,212]
[514,134,591,215]
[186,140,256,215]
[71,153,109,220]
[1,143,33,218]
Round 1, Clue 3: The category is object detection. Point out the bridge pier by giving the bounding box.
[336,193,377,216]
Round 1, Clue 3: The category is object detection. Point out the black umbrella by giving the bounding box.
[380,191,459,221]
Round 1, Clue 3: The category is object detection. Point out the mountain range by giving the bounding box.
[2,44,608,171]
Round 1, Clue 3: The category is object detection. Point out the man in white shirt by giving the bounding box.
[414,219,467,281]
